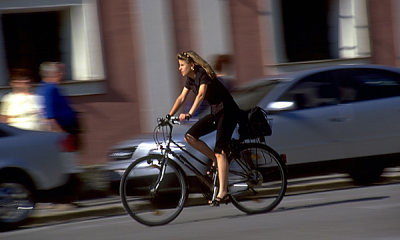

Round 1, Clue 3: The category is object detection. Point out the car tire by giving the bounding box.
[0,178,35,231]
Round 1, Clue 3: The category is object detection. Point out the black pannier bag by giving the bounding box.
[238,106,272,140]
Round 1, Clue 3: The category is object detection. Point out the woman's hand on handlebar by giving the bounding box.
[178,113,186,121]
[179,113,192,121]
[162,114,179,124]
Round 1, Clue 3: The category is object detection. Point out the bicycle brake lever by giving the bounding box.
[170,116,180,125]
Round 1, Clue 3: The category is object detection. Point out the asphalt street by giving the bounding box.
[4,180,400,240]
[24,167,400,229]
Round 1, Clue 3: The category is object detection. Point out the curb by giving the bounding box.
[29,203,125,226]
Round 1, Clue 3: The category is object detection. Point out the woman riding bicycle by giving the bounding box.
[167,50,240,206]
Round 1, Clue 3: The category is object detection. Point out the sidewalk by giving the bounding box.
[26,168,400,227]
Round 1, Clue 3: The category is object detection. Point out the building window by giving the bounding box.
[0,0,105,86]
[2,11,63,83]
[281,0,332,62]
[280,0,370,63]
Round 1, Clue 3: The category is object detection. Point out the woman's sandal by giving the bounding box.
[209,194,230,207]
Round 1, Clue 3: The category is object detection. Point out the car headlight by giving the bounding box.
[109,147,137,161]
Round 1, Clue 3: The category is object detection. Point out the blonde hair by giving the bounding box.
[177,50,216,79]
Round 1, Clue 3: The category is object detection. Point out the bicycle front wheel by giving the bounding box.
[229,143,287,214]
[120,155,187,226]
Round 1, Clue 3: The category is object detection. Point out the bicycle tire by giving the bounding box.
[229,143,287,214]
[120,155,188,226]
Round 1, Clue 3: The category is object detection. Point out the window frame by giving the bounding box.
[0,0,106,98]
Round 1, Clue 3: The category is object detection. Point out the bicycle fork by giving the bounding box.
[150,157,168,195]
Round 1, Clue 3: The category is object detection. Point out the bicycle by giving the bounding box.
[120,116,287,226]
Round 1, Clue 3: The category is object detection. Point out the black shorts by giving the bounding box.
[186,110,238,154]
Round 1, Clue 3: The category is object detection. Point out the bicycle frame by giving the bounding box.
[154,118,216,193]
[153,118,272,197]
[120,117,287,227]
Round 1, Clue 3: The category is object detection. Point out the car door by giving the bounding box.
[265,71,352,165]
[334,68,400,158]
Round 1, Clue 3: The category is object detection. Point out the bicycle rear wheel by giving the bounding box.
[229,143,287,214]
[120,155,187,226]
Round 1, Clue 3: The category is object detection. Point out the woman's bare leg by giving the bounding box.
[185,134,229,200]
[215,151,229,198]
[184,134,216,163]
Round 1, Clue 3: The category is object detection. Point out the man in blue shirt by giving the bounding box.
[37,62,79,135]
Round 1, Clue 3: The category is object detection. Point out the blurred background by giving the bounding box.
[0,0,398,167]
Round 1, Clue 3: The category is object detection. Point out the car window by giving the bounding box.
[195,80,280,118]
[277,71,339,110]
[336,68,400,103]
[232,81,280,110]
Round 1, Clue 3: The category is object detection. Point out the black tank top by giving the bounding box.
[185,67,239,115]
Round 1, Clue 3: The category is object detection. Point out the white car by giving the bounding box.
[0,123,80,230]
[261,64,400,183]
[105,64,400,190]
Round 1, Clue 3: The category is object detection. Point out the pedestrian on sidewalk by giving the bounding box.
[0,68,42,130]
[37,62,81,150]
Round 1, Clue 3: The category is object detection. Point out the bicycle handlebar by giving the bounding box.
[153,116,180,148]
[157,116,180,126]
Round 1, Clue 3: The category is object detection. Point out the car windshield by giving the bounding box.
[195,79,281,118]
[232,79,281,110]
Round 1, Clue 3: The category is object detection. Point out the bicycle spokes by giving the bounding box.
[228,143,287,214]
[120,155,187,226]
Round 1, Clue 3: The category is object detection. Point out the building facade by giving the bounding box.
[0,0,399,165]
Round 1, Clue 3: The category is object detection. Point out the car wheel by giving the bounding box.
[0,180,35,230]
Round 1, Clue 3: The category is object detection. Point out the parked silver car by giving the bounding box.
[0,123,81,230]
[105,64,400,190]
